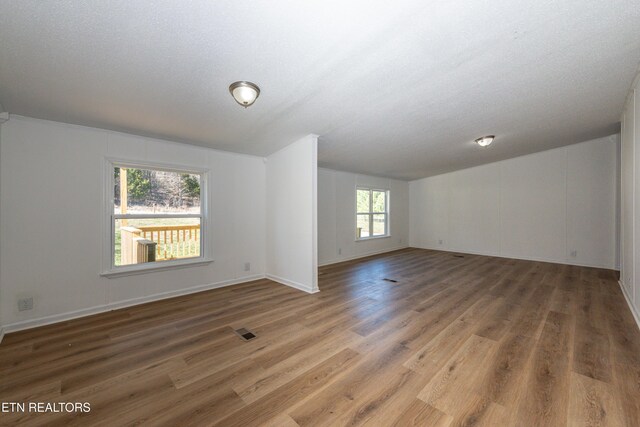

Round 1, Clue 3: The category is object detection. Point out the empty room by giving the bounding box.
[1,1,640,426]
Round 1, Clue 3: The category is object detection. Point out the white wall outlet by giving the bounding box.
[18,297,33,311]
[244,262,251,272]
[570,250,577,258]
[438,240,443,245]
[338,248,342,255]
[399,238,403,244]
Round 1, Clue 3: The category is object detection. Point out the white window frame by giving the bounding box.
[355,187,390,241]
[101,158,212,278]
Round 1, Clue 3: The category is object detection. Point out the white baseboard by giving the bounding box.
[318,245,409,267]
[266,274,319,294]
[411,245,619,271]
[2,274,265,334]
[619,280,640,331]
[0,327,5,345]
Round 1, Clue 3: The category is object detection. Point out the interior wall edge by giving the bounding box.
[409,135,619,271]
[0,118,3,340]
[265,134,318,292]
[317,166,409,183]
[265,274,319,294]
[7,114,267,161]
[408,133,620,184]
[411,245,618,271]
[2,273,265,334]
[318,245,409,267]
[619,280,640,331]
[0,116,268,327]
[317,168,410,266]
[623,67,640,106]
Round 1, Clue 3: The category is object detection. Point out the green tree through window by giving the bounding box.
[356,188,389,239]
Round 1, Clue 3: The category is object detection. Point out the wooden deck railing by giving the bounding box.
[121,224,200,264]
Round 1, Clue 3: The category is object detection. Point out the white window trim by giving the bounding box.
[100,158,213,278]
[355,186,390,241]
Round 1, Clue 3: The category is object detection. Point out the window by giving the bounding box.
[103,161,209,275]
[356,187,389,239]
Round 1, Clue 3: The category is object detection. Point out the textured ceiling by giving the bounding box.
[0,1,639,180]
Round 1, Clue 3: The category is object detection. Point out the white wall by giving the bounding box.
[0,116,266,330]
[0,120,3,340]
[266,135,318,293]
[410,135,620,270]
[318,168,409,266]
[620,72,640,325]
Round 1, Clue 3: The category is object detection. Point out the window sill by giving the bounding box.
[101,258,214,279]
[355,235,391,242]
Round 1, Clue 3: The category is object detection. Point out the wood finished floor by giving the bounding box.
[1,248,640,426]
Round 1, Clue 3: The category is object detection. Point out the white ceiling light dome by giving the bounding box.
[229,81,260,108]
[475,135,495,147]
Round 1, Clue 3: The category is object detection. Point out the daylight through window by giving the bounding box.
[356,187,389,239]
[112,165,204,268]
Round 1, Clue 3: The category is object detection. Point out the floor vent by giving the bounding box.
[453,255,465,258]
[383,278,398,283]
[234,328,257,341]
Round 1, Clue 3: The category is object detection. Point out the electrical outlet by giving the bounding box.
[18,297,33,311]
[570,250,577,258]
[244,262,251,272]
[338,248,342,255]
[399,238,403,244]
[438,239,443,245]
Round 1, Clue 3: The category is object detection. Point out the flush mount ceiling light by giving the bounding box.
[229,81,260,108]
[475,135,495,147]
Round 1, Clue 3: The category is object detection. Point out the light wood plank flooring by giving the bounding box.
[1,248,639,426]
